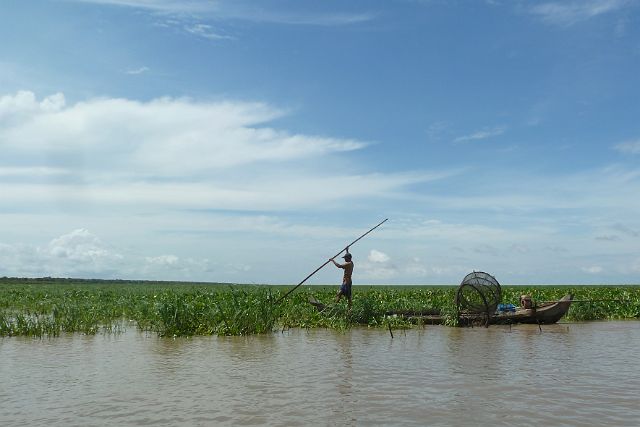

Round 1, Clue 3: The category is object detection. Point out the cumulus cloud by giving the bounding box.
[368,249,390,263]
[0,91,65,120]
[0,229,124,278]
[0,229,232,280]
[46,228,120,262]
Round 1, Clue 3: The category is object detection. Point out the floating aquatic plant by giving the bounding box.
[0,278,638,337]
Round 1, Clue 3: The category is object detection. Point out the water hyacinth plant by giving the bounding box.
[0,278,639,337]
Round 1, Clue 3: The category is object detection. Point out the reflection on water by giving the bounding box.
[1,322,639,426]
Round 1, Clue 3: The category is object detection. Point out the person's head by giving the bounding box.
[342,253,352,261]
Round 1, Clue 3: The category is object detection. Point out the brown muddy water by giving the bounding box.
[1,321,639,427]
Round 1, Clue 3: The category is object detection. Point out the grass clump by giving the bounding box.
[146,288,279,336]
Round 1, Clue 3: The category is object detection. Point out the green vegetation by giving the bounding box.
[0,278,639,337]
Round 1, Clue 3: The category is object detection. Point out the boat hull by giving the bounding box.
[385,294,574,326]
[490,294,573,325]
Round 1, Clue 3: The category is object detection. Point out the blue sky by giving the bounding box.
[1,0,639,285]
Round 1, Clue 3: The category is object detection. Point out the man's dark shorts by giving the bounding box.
[339,281,352,298]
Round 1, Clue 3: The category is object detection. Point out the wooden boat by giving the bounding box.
[311,294,574,326]
[489,294,573,325]
[424,294,574,326]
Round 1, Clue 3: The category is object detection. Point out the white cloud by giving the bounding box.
[246,11,375,26]
[0,91,364,171]
[146,254,179,266]
[0,91,65,119]
[595,234,620,241]
[69,0,217,14]
[69,0,375,26]
[1,173,435,213]
[356,248,471,283]
[614,139,640,154]
[582,265,604,274]
[453,126,505,143]
[0,91,442,213]
[39,93,66,112]
[46,229,121,263]
[125,66,150,75]
[368,249,390,263]
[2,92,640,284]
[0,229,127,278]
[66,1,375,43]
[509,244,530,254]
[0,229,240,280]
[0,167,70,177]
[530,0,631,26]
[359,263,398,281]
[184,23,233,40]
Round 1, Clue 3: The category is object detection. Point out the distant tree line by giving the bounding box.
[0,276,236,286]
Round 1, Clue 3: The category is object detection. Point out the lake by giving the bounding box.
[1,321,639,426]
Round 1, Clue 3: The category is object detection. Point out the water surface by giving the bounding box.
[2,322,639,426]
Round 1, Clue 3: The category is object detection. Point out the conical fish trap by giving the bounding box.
[455,271,501,316]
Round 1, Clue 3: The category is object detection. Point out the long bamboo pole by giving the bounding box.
[275,218,388,304]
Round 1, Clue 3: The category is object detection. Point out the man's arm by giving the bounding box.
[330,258,345,268]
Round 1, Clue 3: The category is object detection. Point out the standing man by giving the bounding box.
[330,247,354,310]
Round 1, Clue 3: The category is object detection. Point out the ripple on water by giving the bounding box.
[1,322,639,426]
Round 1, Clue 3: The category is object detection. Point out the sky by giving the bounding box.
[1,0,639,285]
